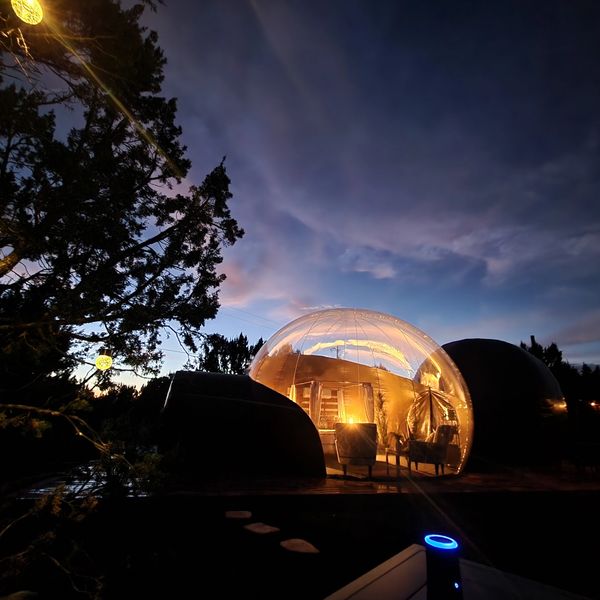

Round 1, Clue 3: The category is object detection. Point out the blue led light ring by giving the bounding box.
[424,534,459,550]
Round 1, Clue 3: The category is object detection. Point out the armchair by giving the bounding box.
[407,424,458,476]
[385,424,459,477]
[334,422,377,478]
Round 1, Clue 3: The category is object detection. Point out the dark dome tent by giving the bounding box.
[161,371,326,480]
[442,338,566,469]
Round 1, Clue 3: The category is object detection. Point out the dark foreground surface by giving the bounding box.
[2,482,599,599]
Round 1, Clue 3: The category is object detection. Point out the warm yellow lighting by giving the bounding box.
[348,416,355,424]
[95,353,113,371]
[548,398,568,413]
[11,0,43,25]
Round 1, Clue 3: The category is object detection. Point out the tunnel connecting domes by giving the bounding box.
[249,308,474,474]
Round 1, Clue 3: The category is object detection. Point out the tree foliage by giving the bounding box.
[520,336,600,404]
[0,0,243,382]
[196,333,264,375]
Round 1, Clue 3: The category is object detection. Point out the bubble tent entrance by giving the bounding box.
[248,308,473,474]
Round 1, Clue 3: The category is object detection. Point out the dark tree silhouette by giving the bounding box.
[521,336,600,455]
[520,336,581,401]
[0,0,243,385]
[196,333,264,375]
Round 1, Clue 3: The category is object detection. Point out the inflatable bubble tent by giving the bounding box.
[249,308,473,474]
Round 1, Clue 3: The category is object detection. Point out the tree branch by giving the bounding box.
[0,404,105,452]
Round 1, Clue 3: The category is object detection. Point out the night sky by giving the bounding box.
[141,0,600,371]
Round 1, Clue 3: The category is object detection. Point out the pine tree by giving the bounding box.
[0,0,243,388]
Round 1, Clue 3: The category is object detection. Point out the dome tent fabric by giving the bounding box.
[249,308,474,475]
[442,338,565,469]
[160,371,326,479]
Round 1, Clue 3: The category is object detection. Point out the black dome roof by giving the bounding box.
[443,338,564,468]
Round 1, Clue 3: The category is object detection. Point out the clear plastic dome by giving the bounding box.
[249,308,473,474]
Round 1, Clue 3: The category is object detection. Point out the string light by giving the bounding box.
[95,349,113,371]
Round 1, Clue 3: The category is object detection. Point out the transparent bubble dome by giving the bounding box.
[249,308,473,474]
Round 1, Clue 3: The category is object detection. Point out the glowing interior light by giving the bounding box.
[424,534,459,550]
[348,416,355,424]
[556,400,568,412]
[95,353,113,371]
[11,0,43,25]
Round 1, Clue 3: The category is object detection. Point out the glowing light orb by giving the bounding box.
[95,354,113,371]
[11,0,43,24]
[424,534,459,550]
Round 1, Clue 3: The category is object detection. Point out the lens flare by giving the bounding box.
[46,22,183,181]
